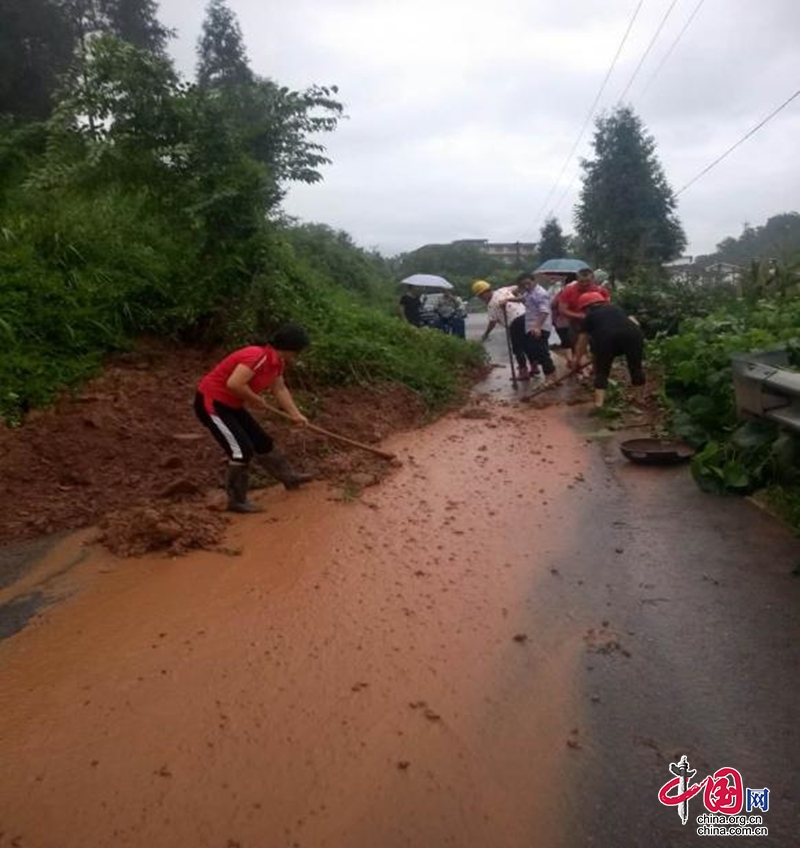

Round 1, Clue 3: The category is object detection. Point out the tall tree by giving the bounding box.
[0,0,76,120]
[538,216,567,262]
[101,0,172,56]
[197,0,252,89]
[575,106,685,280]
[58,0,170,54]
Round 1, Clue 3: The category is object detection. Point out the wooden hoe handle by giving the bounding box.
[262,402,397,461]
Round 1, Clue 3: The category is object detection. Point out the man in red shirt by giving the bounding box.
[555,268,611,365]
[556,268,611,320]
[194,324,313,513]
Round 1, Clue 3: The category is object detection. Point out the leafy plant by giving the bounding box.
[651,296,800,507]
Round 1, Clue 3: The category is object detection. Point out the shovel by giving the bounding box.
[522,361,590,401]
[501,303,519,389]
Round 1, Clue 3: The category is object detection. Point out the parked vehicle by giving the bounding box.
[420,293,467,337]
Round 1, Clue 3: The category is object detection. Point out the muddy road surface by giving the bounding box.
[1,324,799,847]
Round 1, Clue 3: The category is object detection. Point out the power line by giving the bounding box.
[551,170,581,220]
[639,0,706,97]
[616,0,680,105]
[552,0,702,219]
[552,0,681,219]
[676,88,800,196]
[521,0,644,241]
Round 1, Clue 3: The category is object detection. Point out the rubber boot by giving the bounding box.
[226,463,264,513]
[259,449,314,491]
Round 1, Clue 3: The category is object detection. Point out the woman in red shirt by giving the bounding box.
[195,324,313,513]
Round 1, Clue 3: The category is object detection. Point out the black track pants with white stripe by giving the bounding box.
[194,392,274,463]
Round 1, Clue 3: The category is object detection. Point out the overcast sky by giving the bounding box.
[158,0,800,258]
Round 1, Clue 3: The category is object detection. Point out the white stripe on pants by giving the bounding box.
[209,414,244,461]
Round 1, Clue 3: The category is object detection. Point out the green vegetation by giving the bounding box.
[616,275,736,337]
[644,287,800,517]
[0,1,484,424]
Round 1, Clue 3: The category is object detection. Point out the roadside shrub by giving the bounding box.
[616,276,736,338]
[651,299,800,499]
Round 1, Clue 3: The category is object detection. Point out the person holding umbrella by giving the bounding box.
[398,274,457,328]
[472,279,538,380]
[398,285,423,326]
[570,293,645,409]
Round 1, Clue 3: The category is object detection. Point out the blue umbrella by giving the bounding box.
[534,258,591,274]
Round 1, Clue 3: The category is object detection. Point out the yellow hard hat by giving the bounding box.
[472,280,492,296]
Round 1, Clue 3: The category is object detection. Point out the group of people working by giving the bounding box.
[473,267,646,409]
[193,267,645,514]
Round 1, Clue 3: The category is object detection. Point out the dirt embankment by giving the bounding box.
[0,343,427,555]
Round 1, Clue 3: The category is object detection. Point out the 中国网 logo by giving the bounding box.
[658,755,769,837]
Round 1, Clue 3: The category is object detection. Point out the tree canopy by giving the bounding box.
[197,0,252,89]
[0,0,75,119]
[575,106,685,280]
[696,212,800,267]
[537,216,567,263]
[0,0,172,121]
[102,0,172,56]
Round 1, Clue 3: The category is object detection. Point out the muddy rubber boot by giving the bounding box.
[226,464,264,513]
[259,449,314,491]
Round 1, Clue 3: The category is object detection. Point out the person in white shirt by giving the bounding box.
[471,279,539,380]
[514,272,557,384]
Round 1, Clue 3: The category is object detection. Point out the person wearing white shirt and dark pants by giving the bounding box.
[472,279,539,380]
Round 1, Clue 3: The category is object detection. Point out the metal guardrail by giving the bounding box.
[731,348,800,433]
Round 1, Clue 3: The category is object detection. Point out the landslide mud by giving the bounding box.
[0,400,596,848]
[0,341,427,546]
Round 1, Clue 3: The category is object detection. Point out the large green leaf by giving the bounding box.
[722,461,751,490]
[730,421,777,451]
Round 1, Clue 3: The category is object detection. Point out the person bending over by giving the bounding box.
[472,279,539,380]
[194,324,313,513]
[571,294,645,409]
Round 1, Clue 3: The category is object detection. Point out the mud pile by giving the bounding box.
[96,503,229,557]
[0,342,428,551]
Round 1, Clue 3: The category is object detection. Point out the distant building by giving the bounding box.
[452,238,538,265]
[704,262,742,285]
[663,257,743,285]
[663,256,696,283]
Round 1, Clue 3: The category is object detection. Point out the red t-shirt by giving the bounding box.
[198,345,284,413]
[557,282,611,314]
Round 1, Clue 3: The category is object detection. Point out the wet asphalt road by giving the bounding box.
[470,312,800,846]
